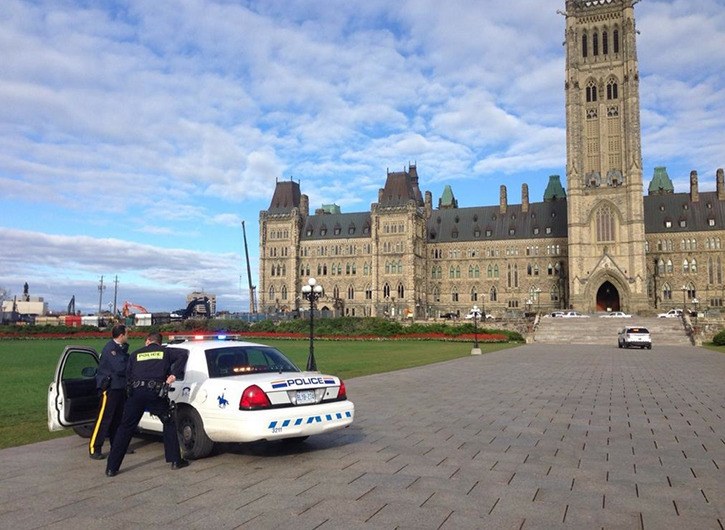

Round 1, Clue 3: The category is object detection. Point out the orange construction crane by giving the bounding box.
[121,301,149,317]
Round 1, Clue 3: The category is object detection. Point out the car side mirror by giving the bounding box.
[81,367,97,378]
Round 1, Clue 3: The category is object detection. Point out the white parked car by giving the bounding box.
[464,310,493,320]
[618,326,652,349]
[48,336,354,459]
[657,308,683,318]
[600,311,632,318]
[560,311,590,318]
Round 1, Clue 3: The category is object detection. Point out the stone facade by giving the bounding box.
[257,0,724,318]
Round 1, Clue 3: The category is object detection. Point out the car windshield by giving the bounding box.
[205,346,300,378]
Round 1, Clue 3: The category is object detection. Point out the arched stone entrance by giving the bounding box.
[596,281,620,312]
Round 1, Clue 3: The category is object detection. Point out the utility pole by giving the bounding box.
[241,221,257,314]
[113,276,119,316]
[97,276,106,316]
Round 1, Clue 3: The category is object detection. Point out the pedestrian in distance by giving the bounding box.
[89,323,129,460]
[105,332,189,477]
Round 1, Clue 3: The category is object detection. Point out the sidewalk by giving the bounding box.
[1,344,723,528]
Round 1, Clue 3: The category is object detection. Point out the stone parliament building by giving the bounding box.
[258,0,724,319]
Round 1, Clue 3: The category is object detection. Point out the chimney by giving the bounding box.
[521,184,529,213]
[717,168,725,201]
[499,185,507,214]
[424,190,432,218]
[378,188,384,203]
[689,170,699,202]
[300,194,309,217]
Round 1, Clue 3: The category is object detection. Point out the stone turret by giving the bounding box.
[499,185,507,214]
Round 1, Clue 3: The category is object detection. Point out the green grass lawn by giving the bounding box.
[0,338,516,449]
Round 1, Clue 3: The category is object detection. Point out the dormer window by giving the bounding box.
[320,227,327,236]
[334,227,341,235]
[679,220,687,228]
[665,220,672,228]
[533,227,540,235]
[546,227,552,234]
[485,229,492,237]
[306,228,313,236]
[708,219,716,227]
[509,228,515,236]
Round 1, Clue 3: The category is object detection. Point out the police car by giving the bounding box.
[47,335,354,459]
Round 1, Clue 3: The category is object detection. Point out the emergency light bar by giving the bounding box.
[167,333,243,343]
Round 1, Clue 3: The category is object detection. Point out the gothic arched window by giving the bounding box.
[593,32,599,56]
[596,205,615,242]
[606,79,618,100]
[586,80,597,103]
[613,29,619,53]
[602,30,608,54]
[489,286,498,302]
[383,283,390,298]
[582,33,588,57]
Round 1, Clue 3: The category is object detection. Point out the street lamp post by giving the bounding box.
[301,277,323,371]
[692,297,699,326]
[470,304,481,355]
[681,285,687,312]
[472,305,479,348]
[526,299,532,315]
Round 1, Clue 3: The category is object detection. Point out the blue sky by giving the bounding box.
[1,0,724,314]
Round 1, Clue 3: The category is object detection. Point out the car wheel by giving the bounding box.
[647,345,652,350]
[618,341,622,348]
[176,407,214,459]
[72,424,94,438]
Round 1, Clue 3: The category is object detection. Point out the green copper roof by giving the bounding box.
[648,166,674,194]
[320,203,341,214]
[543,175,566,201]
[438,185,458,208]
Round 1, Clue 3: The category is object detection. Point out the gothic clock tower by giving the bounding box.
[564,0,648,312]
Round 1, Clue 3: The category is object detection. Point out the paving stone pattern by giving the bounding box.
[0,344,723,529]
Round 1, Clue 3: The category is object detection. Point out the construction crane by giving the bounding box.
[241,221,257,314]
[121,301,149,317]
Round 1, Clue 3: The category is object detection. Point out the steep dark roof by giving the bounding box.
[267,181,301,214]
[379,166,424,208]
[301,212,372,241]
[427,201,568,243]
[644,192,725,234]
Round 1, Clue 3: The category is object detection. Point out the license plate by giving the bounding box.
[296,390,316,405]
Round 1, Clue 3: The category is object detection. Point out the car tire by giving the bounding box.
[72,423,94,438]
[618,341,622,348]
[647,345,652,349]
[177,407,214,460]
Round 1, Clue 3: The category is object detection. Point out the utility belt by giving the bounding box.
[131,379,165,390]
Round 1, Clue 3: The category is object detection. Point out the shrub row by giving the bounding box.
[0,317,524,342]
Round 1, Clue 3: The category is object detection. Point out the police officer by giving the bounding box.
[105,332,188,477]
[89,323,129,460]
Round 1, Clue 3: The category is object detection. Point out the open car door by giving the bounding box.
[48,346,100,431]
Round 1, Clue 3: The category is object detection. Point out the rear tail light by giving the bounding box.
[337,379,347,400]
[240,385,271,409]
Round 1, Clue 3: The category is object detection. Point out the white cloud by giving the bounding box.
[0,0,722,310]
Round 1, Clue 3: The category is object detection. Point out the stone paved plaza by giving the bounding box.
[1,344,723,529]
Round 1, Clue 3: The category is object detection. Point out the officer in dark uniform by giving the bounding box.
[105,332,188,477]
[89,324,129,460]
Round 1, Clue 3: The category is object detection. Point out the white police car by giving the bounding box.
[47,335,354,459]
